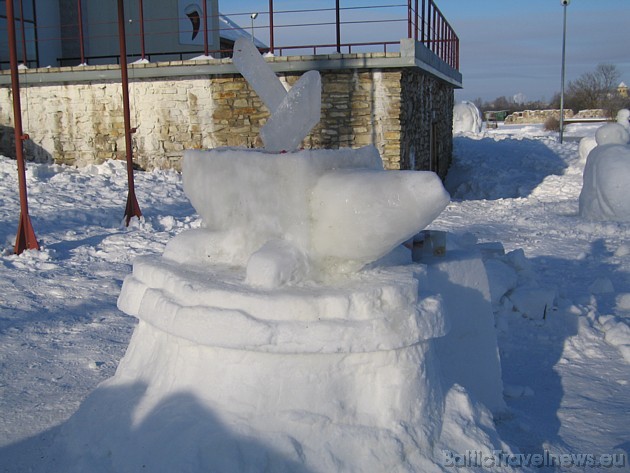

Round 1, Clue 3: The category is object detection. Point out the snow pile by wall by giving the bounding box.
[38,146,512,472]
[579,121,630,222]
[453,101,482,134]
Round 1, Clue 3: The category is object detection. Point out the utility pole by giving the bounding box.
[559,0,570,143]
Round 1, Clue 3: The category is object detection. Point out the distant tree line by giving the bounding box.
[471,64,629,118]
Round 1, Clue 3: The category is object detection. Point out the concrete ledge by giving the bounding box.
[0,40,462,88]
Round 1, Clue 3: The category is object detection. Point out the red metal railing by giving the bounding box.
[0,0,458,71]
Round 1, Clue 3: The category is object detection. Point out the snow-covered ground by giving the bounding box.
[0,122,628,471]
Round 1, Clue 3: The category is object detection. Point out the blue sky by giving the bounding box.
[221,0,630,103]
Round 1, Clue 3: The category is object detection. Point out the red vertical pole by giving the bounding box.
[335,0,341,53]
[6,0,39,254]
[138,0,146,60]
[202,0,209,56]
[268,0,274,53]
[18,0,27,65]
[117,0,142,226]
[414,0,418,40]
[420,0,425,43]
[78,0,85,64]
[431,1,436,53]
[407,0,412,39]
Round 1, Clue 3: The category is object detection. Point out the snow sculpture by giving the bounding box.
[579,119,630,221]
[169,39,450,284]
[453,101,482,134]
[48,39,506,472]
[617,108,630,131]
[594,122,630,146]
[579,110,630,163]
[578,136,597,163]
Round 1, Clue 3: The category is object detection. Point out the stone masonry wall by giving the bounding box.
[0,64,454,177]
[400,69,453,178]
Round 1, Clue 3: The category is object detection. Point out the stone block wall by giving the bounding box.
[504,109,574,124]
[400,69,454,177]
[0,58,454,178]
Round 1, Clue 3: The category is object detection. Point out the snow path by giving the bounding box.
[435,128,630,470]
[0,159,199,449]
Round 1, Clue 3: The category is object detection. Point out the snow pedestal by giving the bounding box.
[109,259,448,472]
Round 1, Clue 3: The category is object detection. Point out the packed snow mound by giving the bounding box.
[579,143,630,222]
[595,122,630,146]
[176,146,450,279]
[453,101,482,134]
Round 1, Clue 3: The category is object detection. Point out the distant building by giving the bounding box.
[618,82,628,98]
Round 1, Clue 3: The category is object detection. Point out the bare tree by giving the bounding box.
[565,63,621,116]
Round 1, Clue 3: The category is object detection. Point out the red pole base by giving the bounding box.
[14,211,39,254]
[123,190,143,227]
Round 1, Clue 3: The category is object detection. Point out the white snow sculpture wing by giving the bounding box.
[232,37,287,113]
[232,37,321,152]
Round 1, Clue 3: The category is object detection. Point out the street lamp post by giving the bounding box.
[250,12,258,42]
[559,0,570,144]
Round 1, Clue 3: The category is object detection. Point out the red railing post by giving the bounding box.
[407,0,413,38]
[6,0,39,254]
[202,0,209,56]
[414,0,418,40]
[420,0,426,43]
[336,0,341,53]
[78,0,85,64]
[455,36,459,70]
[138,0,146,60]
[18,0,27,65]
[268,0,274,53]
[431,1,436,53]
[116,0,142,226]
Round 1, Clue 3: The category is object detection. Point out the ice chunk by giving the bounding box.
[181,147,449,277]
[232,38,322,152]
[508,285,556,320]
[245,239,309,289]
[453,101,482,134]
[260,70,321,152]
[310,169,450,270]
[232,37,286,113]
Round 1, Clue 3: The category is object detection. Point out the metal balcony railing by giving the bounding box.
[0,0,458,71]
